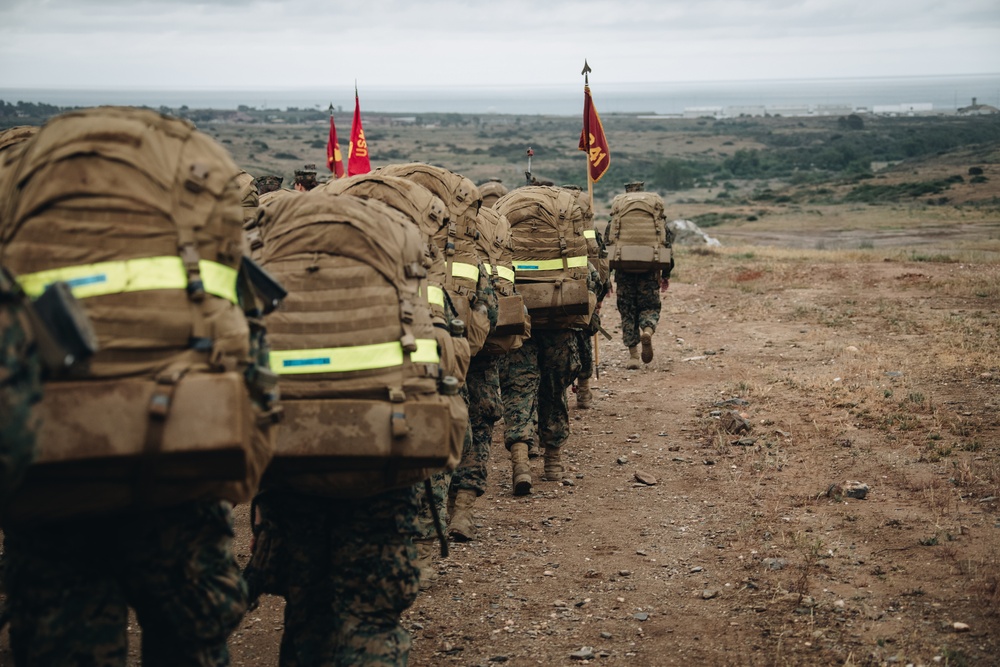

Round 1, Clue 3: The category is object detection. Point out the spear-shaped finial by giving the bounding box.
[581,59,591,84]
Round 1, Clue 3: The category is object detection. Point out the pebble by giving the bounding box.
[634,470,658,485]
[570,647,596,660]
[952,622,970,632]
[702,589,719,599]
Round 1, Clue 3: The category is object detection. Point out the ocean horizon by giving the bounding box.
[3,74,999,116]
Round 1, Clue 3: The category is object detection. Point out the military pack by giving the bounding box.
[256,192,467,498]
[318,173,471,385]
[0,106,276,522]
[606,190,673,273]
[375,163,492,356]
[476,206,527,355]
[494,185,595,330]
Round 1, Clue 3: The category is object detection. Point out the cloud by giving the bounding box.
[1,0,998,88]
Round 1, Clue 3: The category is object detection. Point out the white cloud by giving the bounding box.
[1,0,998,88]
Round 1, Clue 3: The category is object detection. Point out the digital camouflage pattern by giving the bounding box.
[576,330,594,380]
[450,355,501,496]
[255,174,284,194]
[4,500,247,666]
[251,486,422,667]
[0,269,42,508]
[615,271,662,349]
[500,330,582,451]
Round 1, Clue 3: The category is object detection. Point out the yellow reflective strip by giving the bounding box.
[583,229,597,239]
[497,265,516,283]
[427,285,445,308]
[17,257,238,304]
[451,262,479,282]
[199,261,239,303]
[271,339,439,375]
[483,262,493,275]
[513,255,589,272]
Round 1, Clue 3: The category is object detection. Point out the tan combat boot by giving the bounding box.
[576,377,593,409]
[542,445,565,481]
[448,488,478,542]
[640,326,654,363]
[413,539,439,591]
[510,441,532,496]
[626,346,641,370]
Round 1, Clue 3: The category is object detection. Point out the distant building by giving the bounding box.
[813,104,855,116]
[683,106,723,119]
[872,103,934,116]
[768,105,811,117]
[957,97,999,115]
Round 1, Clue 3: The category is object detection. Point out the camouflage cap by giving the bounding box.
[255,174,284,194]
[293,164,318,190]
[624,181,645,192]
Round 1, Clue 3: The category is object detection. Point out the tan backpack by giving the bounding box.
[606,191,673,273]
[494,185,594,330]
[257,192,467,498]
[478,178,509,209]
[0,106,276,522]
[477,206,528,355]
[317,173,471,385]
[375,163,491,356]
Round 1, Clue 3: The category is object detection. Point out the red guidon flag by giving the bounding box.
[326,114,344,178]
[578,83,610,183]
[348,91,371,176]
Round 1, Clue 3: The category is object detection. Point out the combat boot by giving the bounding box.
[448,488,478,542]
[626,346,641,370]
[510,441,532,496]
[527,440,542,458]
[576,378,593,409]
[413,539,440,591]
[640,327,654,363]
[542,445,565,481]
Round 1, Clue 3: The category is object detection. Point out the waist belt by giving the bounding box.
[271,338,440,375]
[17,257,239,304]
[483,263,516,283]
[513,255,588,272]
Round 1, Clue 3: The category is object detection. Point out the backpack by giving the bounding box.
[0,106,277,523]
[478,178,508,209]
[606,191,673,273]
[375,163,493,356]
[317,173,471,385]
[256,192,467,498]
[567,187,610,292]
[477,206,528,356]
[494,185,595,330]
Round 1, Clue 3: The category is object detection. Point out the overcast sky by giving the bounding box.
[1,0,998,90]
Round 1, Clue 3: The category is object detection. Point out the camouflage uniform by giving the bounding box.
[0,268,42,508]
[4,500,247,666]
[500,330,582,452]
[450,355,501,495]
[255,174,284,195]
[252,486,422,667]
[614,271,663,349]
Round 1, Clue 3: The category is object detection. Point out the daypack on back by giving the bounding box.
[317,173,471,385]
[477,206,527,355]
[0,106,276,522]
[494,185,595,330]
[606,191,673,273]
[375,163,493,356]
[478,178,508,209]
[567,186,610,289]
[257,192,467,498]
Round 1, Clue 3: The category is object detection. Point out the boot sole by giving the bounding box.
[513,476,532,496]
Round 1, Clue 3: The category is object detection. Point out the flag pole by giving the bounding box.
[582,59,599,380]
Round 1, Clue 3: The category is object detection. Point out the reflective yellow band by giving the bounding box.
[427,285,445,309]
[513,255,589,272]
[271,338,440,375]
[496,265,516,283]
[583,229,597,239]
[451,262,479,282]
[18,257,239,304]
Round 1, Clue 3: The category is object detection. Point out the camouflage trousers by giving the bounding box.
[252,486,422,667]
[614,271,662,349]
[500,330,582,451]
[3,500,247,667]
[449,355,501,497]
[576,330,594,381]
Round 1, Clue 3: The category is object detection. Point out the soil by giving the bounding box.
[226,245,999,666]
[3,236,998,667]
